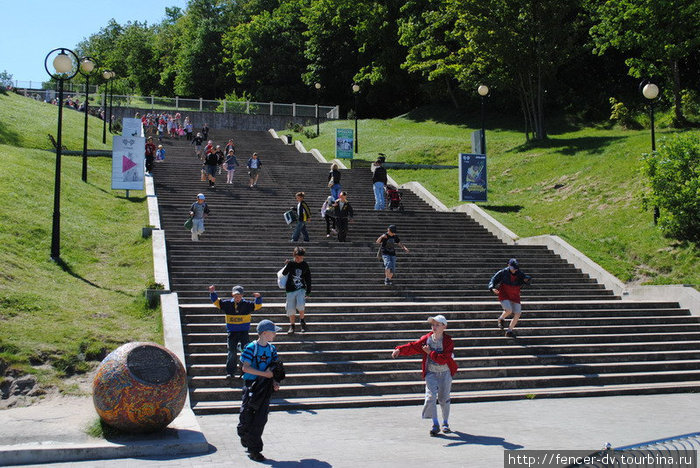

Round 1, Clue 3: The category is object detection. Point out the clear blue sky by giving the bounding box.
[0,0,187,84]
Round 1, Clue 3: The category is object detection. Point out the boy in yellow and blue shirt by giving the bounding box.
[208,284,262,379]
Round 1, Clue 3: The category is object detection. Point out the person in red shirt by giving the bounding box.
[391,315,458,437]
[488,258,532,337]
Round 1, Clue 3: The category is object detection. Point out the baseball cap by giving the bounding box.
[257,319,282,334]
[508,258,519,269]
[388,224,397,233]
[428,315,447,326]
[197,193,206,200]
[231,285,244,295]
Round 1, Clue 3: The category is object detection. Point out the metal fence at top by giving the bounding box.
[11,80,99,95]
[10,81,339,119]
[120,95,339,119]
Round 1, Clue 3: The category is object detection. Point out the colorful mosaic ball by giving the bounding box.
[93,342,187,433]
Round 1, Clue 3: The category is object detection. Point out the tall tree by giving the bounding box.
[398,0,463,108]
[400,0,584,140]
[222,1,308,101]
[171,0,229,98]
[587,0,700,125]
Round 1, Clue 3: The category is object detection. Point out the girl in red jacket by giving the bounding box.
[391,315,458,437]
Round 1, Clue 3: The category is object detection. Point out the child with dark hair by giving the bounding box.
[488,258,532,338]
[280,247,312,334]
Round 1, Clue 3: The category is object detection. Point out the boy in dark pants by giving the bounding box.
[488,258,532,337]
[208,284,262,380]
[281,246,312,334]
[238,319,283,462]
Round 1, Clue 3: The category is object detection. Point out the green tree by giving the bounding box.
[303,0,420,116]
[222,1,308,101]
[399,0,584,141]
[642,133,700,241]
[171,0,229,98]
[0,70,13,88]
[398,0,463,108]
[587,0,700,126]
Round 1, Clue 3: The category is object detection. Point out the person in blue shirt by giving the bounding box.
[247,152,262,188]
[208,284,262,380]
[238,319,282,462]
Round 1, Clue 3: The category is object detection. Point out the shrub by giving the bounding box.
[681,90,700,120]
[609,97,641,130]
[641,133,700,242]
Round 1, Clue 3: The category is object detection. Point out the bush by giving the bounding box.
[609,97,641,130]
[681,90,700,119]
[641,133,700,242]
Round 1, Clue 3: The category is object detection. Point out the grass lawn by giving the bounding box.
[0,92,161,391]
[282,107,699,286]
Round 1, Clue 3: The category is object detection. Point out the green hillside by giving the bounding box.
[0,92,161,390]
[282,108,699,286]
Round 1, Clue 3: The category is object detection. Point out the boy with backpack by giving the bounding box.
[238,319,285,462]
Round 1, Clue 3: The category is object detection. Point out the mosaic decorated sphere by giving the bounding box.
[93,342,187,433]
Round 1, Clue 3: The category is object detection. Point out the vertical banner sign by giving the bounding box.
[459,153,488,202]
[112,136,146,190]
[122,118,144,137]
[335,128,354,159]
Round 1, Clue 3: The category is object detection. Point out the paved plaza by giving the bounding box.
[2,392,698,467]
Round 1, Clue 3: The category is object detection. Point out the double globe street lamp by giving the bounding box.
[78,57,97,182]
[44,48,79,260]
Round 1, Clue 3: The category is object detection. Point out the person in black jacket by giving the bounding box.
[290,192,311,243]
[281,247,312,334]
[333,191,354,242]
[372,158,388,210]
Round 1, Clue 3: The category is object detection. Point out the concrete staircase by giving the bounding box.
[151,129,700,415]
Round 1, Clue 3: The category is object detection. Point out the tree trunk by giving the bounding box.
[670,59,687,126]
[445,77,460,110]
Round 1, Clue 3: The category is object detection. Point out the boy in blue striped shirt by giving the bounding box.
[238,319,282,462]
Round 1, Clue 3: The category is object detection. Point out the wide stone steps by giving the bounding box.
[151,129,700,414]
[189,381,700,414]
[190,369,700,402]
[187,349,700,375]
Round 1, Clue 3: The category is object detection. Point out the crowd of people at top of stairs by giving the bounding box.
[136,111,195,142]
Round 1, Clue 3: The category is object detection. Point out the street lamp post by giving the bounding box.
[101,70,113,144]
[641,81,660,224]
[642,82,659,151]
[352,84,360,154]
[108,72,116,134]
[79,57,97,182]
[315,82,321,137]
[477,84,489,154]
[44,48,79,260]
